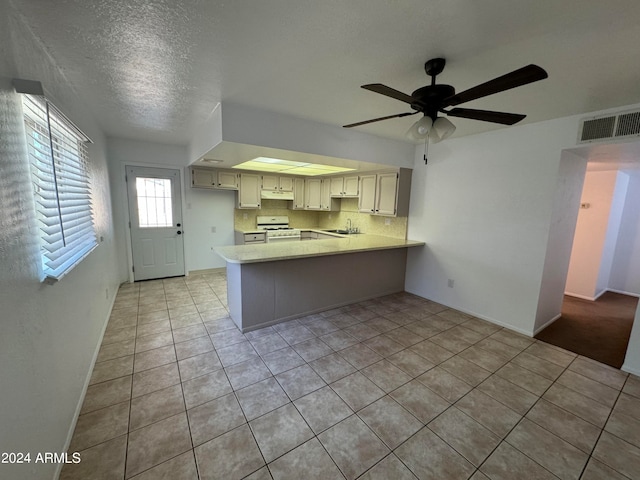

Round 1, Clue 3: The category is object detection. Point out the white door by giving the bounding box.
[126,166,185,281]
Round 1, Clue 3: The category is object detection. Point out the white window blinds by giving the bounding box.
[21,94,97,283]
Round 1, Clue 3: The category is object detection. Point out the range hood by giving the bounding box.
[261,190,294,200]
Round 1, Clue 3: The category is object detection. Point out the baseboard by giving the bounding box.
[55,285,118,480]
[533,313,562,336]
[564,291,597,301]
[607,288,640,298]
[189,267,226,276]
[564,288,639,301]
[594,289,607,300]
[404,290,534,337]
[621,363,640,376]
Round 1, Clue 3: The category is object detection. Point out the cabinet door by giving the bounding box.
[375,173,399,216]
[261,174,279,190]
[330,177,344,196]
[358,175,377,213]
[320,179,332,210]
[279,176,294,191]
[217,170,238,189]
[237,174,261,209]
[305,178,322,210]
[191,168,216,188]
[343,176,359,196]
[290,178,305,209]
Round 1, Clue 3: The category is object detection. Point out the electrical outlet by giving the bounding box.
[211,226,216,233]
[243,213,248,220]
[447,279,455,288]
[385,218,391,225]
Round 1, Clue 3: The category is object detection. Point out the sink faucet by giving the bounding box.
[346,218,352,233]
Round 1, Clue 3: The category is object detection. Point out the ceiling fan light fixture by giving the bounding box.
[406,116,433,140]
[429,116,456,143]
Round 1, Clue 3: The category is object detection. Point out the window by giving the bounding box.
[135,177,173,228]
[21,94,97,283]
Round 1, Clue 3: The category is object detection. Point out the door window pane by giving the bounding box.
[136,177,173,227]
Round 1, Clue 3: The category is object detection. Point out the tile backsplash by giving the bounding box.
[234,198,408,239]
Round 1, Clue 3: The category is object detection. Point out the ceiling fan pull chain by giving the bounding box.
[423,138,429,165]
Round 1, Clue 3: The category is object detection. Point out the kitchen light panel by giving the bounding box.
[232,157,355,176]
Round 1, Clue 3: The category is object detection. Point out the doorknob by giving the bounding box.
[177,231,182,235]
[176,223,181,227]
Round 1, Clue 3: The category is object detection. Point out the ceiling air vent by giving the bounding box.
[578,109,640,144]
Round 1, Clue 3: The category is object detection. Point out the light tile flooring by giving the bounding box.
[61,272,640,480]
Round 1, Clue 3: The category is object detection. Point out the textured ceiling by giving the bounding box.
[9,0,640,145]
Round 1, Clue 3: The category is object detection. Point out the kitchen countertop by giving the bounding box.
[215,234,424,264]
[235,227,345,236]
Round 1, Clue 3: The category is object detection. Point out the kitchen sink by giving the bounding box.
[323,229,356,234]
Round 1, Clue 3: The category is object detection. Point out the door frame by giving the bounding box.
[121,162,188,283]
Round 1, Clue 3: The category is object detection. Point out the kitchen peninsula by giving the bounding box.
[215,234,424,332]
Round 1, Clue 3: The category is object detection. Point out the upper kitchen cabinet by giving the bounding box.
[192,168,216,188]
[321,178,340,211]
[261,175,294,192]
[289,178,305,210]
[237,173,261,209]
[217,170,239,189]
[330,176,359,197]
[191,168,238,190]
[358,168,412,217]
[304,178,322,210]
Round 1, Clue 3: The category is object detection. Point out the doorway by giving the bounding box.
[126,166,185,281]
[536,143,640,369]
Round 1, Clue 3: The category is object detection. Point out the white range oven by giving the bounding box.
[256,215,301,243]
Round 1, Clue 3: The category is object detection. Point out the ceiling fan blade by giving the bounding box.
[443,64,548,107]
[343,111,418,128]
[445,108,526,125]
[361,84,416,104]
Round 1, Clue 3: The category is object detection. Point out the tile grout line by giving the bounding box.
[72,280,638,480]
[576,375,632,479]
[475,353,610,480]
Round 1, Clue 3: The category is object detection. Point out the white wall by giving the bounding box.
[534,151,587,333]
[219,102,416,168]
[598,171,629,295]
[406,115,581,335]
[565,170,620,299]
[0,4,121,479]
[184,186,236,270]
[623,300,640,376]
[610,170,640,296]
[106,138,236,275]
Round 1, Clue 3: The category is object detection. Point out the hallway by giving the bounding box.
[536,292,637,368]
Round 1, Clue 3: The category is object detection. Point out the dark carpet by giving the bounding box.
[535,291,637,369]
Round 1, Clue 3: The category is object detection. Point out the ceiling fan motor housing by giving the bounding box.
[411,84,455,120]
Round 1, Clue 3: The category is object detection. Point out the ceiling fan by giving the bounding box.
[343,58,548,143]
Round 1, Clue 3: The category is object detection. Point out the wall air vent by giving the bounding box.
[615,111,640,137]
[578,109,640,144]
